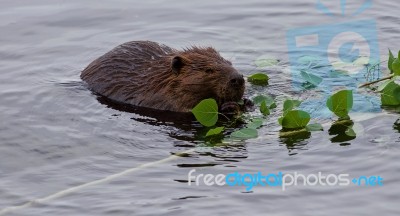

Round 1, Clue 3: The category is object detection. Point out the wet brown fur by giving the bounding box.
[81,41,245,112]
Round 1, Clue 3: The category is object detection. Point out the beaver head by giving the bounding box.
[163,47,245,111]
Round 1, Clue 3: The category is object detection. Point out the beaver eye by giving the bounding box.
[205,68,213,73]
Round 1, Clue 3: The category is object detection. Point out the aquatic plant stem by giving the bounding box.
[358,75,394,88]
[0,149,194,216]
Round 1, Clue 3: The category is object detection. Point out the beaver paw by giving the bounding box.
[242,98,254,111]
[220,102,241,117]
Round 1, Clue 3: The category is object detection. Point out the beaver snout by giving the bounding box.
[221,73,245,104]
[229,74,245,89]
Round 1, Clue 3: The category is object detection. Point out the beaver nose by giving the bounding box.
[230,74,245,89]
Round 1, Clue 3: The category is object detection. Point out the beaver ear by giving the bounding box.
[171,56,186,75]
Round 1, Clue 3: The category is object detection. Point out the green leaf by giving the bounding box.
[205,127,225,137]
[394,76,400,86]
[252,95,274,105]
[252,95,276,109]
[248,73,269,85]
[191,98,219,127]
[326,90,353,118]
[283,99,302,114]
[388,49,395,73]
[377,79,393,92]
[306,123,324,131]
[255,56,279,68]
[353,56,370,66]
[300,70,323,87]
[333,60,350,67]
[297,55,321,68]
[231,128,258,140]
[247,118,264,129]
[278,116,284,125]
[269,102,277,109]
[260,101,270,116]
[345,127,356,137]
[281,110,311,129]
[392,58,400,76]
[381,81,400,106]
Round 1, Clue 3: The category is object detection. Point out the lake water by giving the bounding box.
[0,0,399,215]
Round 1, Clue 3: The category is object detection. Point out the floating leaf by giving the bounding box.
[331,61,347,69]
[253,95,273,105]
[297,55,322,68]
[381,81,400,106]
[392,58,400,76]
[247,118,264,129]
[388,49,395,73]
[353,56,370,66]
[345,127,356,137]
[330,70,347,77]
[300,70,323,87]
[377,79,393,92]
[231,128,258,140]
[326,90,353,119]
[301,81,317,90]
[260,101,270,116]
[283,99,302,114]
[269,102,277,109]
[205,127,224,137]
[394,76,400,86]
[278,116,284,125]
[248,73,269,85]
[191,98,219,127]
[281,110,311,129]
[252,95,276,109]
[306,123,324,131]
[255,56,279,68]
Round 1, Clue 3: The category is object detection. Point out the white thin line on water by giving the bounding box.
[0,112,391,215]
[0,150,194,216]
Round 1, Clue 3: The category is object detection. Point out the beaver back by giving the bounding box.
[81,41,245,112]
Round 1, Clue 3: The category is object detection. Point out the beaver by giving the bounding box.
[81,41,247,113]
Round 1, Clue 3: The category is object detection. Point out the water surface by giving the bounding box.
[0,0,399,215]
